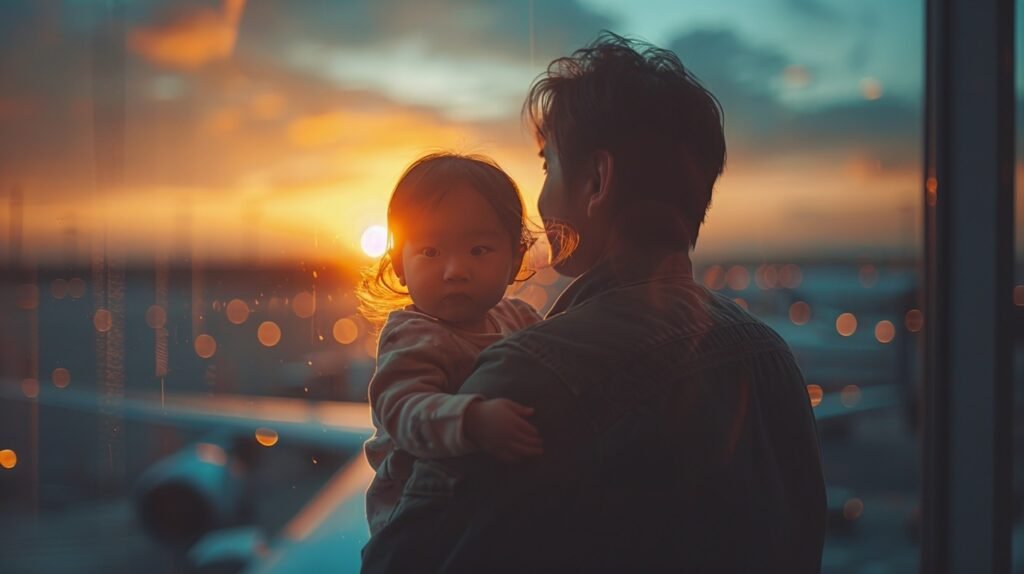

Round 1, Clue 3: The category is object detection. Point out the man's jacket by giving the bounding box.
[362,255,827,573]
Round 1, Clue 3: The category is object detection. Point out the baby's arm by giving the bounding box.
[371,314,543,462]
[370,322,481,459]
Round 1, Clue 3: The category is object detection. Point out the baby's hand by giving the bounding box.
[464,398,544,463]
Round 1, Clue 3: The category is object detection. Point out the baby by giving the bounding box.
[359,152,545,535]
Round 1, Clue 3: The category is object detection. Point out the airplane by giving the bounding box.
[0,376,901,573]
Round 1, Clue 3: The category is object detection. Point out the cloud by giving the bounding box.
[779,0,843,23]
[128,0,246,70]
[668,28,920,169]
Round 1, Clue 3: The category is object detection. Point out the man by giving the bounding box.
[362,32,826,573]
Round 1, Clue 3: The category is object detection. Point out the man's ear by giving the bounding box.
[586,150,614,219]
[390,250,407,286]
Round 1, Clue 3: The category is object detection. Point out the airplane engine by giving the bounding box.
[135,438,253,550]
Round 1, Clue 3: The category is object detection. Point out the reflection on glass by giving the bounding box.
[0,1,924,571]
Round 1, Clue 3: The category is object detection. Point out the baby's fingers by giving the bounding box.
[510,417,542,439]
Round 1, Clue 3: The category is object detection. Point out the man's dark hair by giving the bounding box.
[524,31,726,249]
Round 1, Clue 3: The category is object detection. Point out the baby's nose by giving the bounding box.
[443,258,470,281]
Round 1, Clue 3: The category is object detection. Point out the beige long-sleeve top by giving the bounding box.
[363,297,542,535]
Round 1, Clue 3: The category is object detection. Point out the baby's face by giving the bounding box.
[398,185,521,331]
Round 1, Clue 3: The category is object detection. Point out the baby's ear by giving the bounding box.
[508,247,526,285]
[390,250,407,286]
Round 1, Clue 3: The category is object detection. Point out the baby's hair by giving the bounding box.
[358,152,574,328]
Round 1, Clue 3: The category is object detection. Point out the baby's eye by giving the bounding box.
[420,247,439,257]
[470,245,493,256]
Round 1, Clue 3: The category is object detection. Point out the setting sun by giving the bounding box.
[361,225,388,258]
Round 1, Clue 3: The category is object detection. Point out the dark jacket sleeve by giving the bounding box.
[360,339,577,574]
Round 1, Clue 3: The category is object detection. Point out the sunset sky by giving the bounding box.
[3,0,1013,266]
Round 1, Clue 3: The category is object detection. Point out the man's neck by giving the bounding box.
[547,249,694,317]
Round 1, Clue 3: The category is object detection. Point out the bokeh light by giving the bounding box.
[51,278,68,299]
[93,308,113,332]
[195,443,228,466]
[194,334,217,358]
[860,77,883,100]
[146,305,167,329]
[255,428,279,447]
[755,264,778,289]
[68,277,87,299]
[836,313,858,337]
[806,384,823,408]
[789,301,811,325]
[16,284,39,310]
[226,299,250,324]
[844,498,865,520]
[779,264,803,289]
[0,449,17,470]
[332,318,359,345]
[858,264,878,288]
[52,368,71,389]
[875,320,896,344]
[21,378,39,399]
[703,265,726,290]
[361,225,388,258]
[292,291,316,318]
[841,384,862,407]
[1014,285,1024,307]
[905,309,924,333]
[733,298,748,310]
[258,321,282,347]
[726,266,750,291]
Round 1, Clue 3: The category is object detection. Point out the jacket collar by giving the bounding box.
[546,251,695,317]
